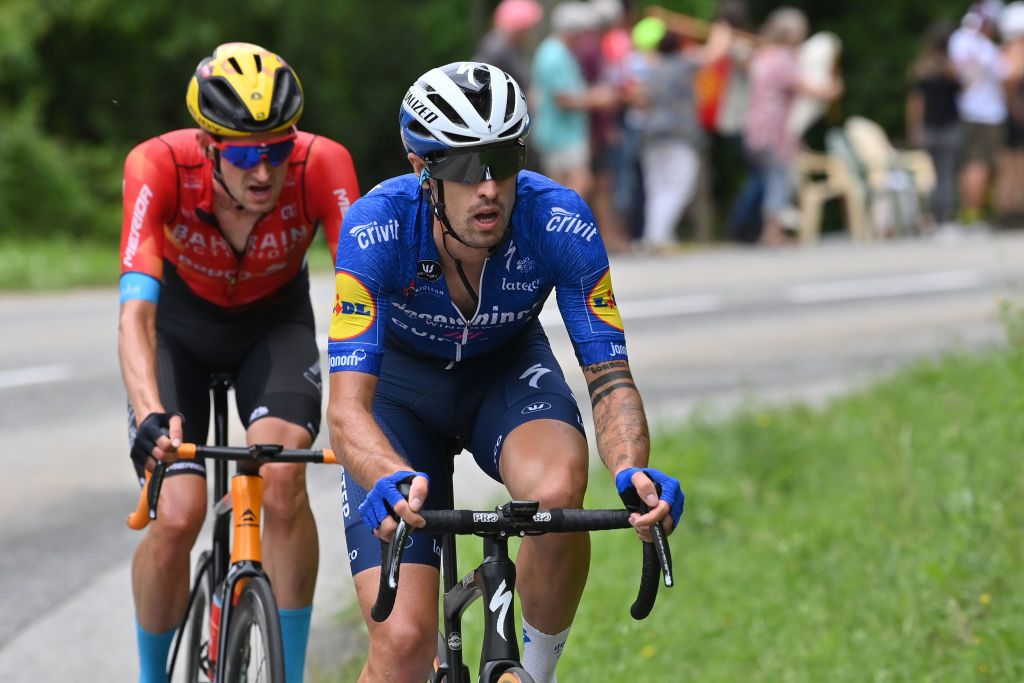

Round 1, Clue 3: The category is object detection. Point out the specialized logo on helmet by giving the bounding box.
[588,269,624,331]
[403,92,438,123]
[329,272,375,340]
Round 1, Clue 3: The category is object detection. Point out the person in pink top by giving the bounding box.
[743,7,842,245]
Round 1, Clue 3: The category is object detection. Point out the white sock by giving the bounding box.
[521,619,571,683]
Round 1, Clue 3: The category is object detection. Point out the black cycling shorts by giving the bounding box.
[127,267,323,483]
[341,319,585,575]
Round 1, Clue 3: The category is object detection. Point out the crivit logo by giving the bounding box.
[404,92,439,123]
[330,349,368,369]
[123,183,153,267]
[501,277,539,292]
[521,401,552,415]
[587,269,624,331]
[545,207,598,241]
[330,272,376,340]
[609,342,627,356]
[473,512,499,523]
[349,219,399,249]
[417,259,442,282]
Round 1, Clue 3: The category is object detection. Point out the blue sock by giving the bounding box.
[136,620,174,683]
[279,605,313,683]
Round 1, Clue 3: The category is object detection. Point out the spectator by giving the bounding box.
[742,7,842,246]
[531,1,617,196]
[949,0,1007,228]
[907,21,962,228]
[998,1,1024,224]
[474,0,544,91]
[636,23,732,251]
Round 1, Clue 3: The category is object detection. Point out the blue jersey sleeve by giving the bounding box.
[327,193,402,375]
[544,191,628,365]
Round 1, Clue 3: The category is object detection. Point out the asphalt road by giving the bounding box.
[1,231,1021,681]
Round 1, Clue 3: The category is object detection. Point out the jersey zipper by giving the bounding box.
[446,258,488,370]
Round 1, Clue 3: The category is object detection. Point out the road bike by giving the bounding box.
[126,374,338,682]
[371,495,674,683]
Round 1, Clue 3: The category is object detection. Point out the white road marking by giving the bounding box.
[0,364,73,390]
[786,270,984,304]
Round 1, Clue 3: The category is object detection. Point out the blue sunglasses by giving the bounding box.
[214,136,296,170]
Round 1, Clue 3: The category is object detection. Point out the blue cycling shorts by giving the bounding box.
[342,320,584,575]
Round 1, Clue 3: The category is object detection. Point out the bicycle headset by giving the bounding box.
[399,61,530,306]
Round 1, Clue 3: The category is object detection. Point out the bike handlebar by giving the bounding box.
[370,502,674,624]
[125,443,338,530]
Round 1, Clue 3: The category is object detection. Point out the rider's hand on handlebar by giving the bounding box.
[615,467,685,541]
[359,470,430,542]
[133,411,184,468]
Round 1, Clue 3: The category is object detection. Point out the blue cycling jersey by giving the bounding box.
[327,171,627,375]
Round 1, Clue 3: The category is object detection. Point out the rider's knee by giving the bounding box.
[370,616,437,668]
[530,460,588,509]
[149,500,205,552]
[261,463,309,523]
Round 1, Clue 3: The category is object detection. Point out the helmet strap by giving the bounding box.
[212,149,245,211]
[423,175,481,308]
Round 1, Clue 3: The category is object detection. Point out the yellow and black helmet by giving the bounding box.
[186,43,303,138]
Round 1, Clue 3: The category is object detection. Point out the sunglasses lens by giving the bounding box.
[220,139,295,170]
[428,144,527,183]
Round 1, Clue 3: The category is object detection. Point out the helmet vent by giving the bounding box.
[428,93,466,127]
[254,54,262,72]
[504,82,516,122]
[227,56,242,74]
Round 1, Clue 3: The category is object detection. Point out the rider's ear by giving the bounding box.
[408,153,426,180]
[196,131,215,160]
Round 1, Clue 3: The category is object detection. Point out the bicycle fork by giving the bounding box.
[439,535,522,682]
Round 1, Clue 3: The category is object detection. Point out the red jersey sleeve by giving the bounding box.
[303,136,360,264]
[120,138,177,279]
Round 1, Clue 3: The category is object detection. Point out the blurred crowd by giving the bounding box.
[907,0,1024,231]
[475,0,848,251]
[476,0,1024,251]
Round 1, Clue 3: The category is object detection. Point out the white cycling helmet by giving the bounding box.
[400,61,530,157]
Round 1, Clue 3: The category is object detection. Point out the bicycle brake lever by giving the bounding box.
[371,518,410,622]
[649,522,674,588]
[147,461,168,520]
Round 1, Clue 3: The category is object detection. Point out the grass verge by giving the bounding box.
[0,238,336,292]
[330,345,1024,681]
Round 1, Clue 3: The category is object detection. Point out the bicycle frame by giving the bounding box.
[126,374,337,681]
[435,526,526,682]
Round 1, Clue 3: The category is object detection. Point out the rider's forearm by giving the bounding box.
[586,361,651,475]
[326,395,411,490]
[117,301,164,420]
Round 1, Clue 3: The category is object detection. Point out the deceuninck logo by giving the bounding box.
[587,269,624,331]
[330,272,376,340]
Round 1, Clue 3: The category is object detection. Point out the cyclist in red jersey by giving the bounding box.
[118,42,359,683]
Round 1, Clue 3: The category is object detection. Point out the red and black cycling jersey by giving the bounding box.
[120,128,359,308]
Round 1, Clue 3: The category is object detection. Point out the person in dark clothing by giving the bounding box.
[906,20,962,226]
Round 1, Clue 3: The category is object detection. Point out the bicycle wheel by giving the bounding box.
[495,667,534,683]
[221,577,285,683]
[174,552,213,682]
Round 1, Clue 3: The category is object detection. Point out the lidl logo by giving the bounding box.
[587,269,623,331]
[330,272,376,340]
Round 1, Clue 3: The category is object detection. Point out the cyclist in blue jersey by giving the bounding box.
[325,61,683,683]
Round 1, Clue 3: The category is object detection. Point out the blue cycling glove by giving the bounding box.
[615,467,685,528]
[358,470,429,531]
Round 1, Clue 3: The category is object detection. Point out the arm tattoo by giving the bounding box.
[587,369,633,395]
[583,360,629,374]
[590,380,637,408]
